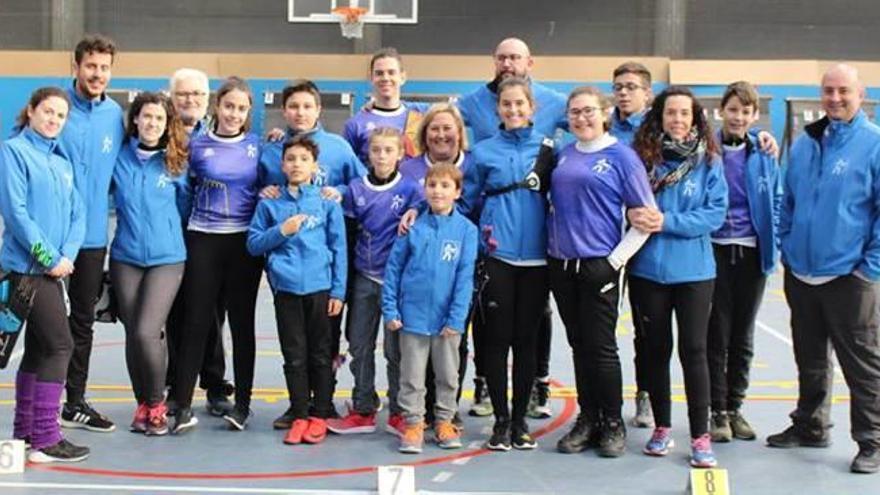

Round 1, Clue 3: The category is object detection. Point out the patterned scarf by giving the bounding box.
[649,129,705,193]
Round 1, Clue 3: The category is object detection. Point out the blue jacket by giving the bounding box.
[382,209,477,335]
[247,184,347,299]
[629,153,729,284]
[110,140,191,267]
[458,80,567,144]
[258,125,366,197]
[463,126,548,261]
[780,111,880,280]
[714,132,782,274]
[56,84,124,249]
[609,108,646,146]
[0,127,85,274]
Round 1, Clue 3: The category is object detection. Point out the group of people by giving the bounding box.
[1,33,879,476]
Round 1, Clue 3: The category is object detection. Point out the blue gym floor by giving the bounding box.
[0,269,876,494]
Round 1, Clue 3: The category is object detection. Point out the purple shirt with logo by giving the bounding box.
[713,144,757,240]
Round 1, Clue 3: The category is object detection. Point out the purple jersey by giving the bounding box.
[548,138,654,259]
[343,173,423,281]
[713,144,757,241]
[342,103,426,164]
[188,131,261,233]
[400,151,474,187]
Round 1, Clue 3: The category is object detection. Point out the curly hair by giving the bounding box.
[632,85,718,169]
[126,92,189,176]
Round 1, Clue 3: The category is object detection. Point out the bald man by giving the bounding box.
[768,64,880,474]
[457,37,566,144]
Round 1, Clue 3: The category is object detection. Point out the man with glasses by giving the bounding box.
[164,68,236,418]
[610,62,653,146]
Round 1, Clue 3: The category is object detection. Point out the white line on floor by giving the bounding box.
[467,440,483,449]
[431,471,454,483]
[451,456,471,465]
[0,482,543,495]
[756,320,844,377]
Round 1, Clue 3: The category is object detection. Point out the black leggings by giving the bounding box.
[65,247,105,403]
[628,275,714,438]
[174,231,263,410]
[481,258,548,423]
[16,275,73,383]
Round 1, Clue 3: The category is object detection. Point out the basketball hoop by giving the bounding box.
[332,6,368,39]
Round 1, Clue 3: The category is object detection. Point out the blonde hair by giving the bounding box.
[416,103,468,153]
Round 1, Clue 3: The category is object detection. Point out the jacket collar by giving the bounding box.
[67,81,107,111]
[804,110,867,143]
[612,107,646,130]
[285,123,324,140]
[284,182,319,201]
[499,124,535,142]
[22,126,59,154]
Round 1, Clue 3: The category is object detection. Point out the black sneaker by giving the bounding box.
[526,379,552,419]
[766,425,831,448]
[206,389,234,417]
[223,406,252,431]
[597,418,626,458]
[27,438,90,464]
[557,413,600,453]
[61,401,116,432]
[851,443,880,474]
[486,419,511,451]
[273,406,297,430]
[710,411,732,443]
[172,407,198,435]
[511,422,537,450]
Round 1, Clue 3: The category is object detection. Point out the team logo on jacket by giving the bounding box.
[63,172,74,189]
[832,158,849,176]
[247,144,258,158]
[157,173,170,188]
[592,159,611,174]
[102,135,113,153]
[683,179,697,197]
[315,167,328,186]
[304,215,320,229]
[758,175,769,193]
[391,194,405,211]
[441,240,461,262]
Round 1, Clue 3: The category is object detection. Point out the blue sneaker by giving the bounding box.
[690,433,718,468]
[643,427,674,456]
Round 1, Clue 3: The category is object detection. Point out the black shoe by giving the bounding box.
[557,414,600,453]
[852,444,880,474]
[766,425,831,448]
[61,401,116,433]
[220,380,236,397]
[172,407,198,435]
[206,389,234,417]
[273,406,297,430]
[511,421,537,450]
[597,418,626,458]
[223,406,252,431]
[486,419,511,451]
[27,438,90,464]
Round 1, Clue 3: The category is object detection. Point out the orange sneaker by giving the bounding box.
[284,419,309,445]
[303,417,328,444]
[435,421,462,449]
[399,423,424,454]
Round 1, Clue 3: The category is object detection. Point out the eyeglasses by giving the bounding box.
[612,83,645,93]
[567,106,602,119]
[173,91,208,100]
[495,54,525,63]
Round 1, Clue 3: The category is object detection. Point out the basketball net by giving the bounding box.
[332,6,368,39]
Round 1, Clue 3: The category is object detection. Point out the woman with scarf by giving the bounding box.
[627,86,728,468]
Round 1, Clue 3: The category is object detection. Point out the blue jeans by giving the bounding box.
[346,273,401,415]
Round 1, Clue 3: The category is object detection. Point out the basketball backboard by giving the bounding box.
[288,0,418,24]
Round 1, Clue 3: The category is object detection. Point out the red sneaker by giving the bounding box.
[327,411,377,434]
[130,403,148,433]
[303,417,328,444]
[284,419,309,445]
[385,413,407,437]
[145,402,169,436]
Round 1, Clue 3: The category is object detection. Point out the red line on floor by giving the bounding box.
[30,380,576,480]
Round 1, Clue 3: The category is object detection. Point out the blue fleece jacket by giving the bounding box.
[780,111,880,280]
[0,127,85,274]
[629,153,729,284]
[56,84,124,249]
[462,125,548,262]
[382,209,478,335]
[458,80,567,144]
[109,139,190,267]
[247,184,347,299]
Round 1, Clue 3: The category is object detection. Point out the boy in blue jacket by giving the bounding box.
[247,136,347,446]
[382,163,478,454]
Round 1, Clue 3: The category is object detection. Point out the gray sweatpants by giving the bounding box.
[110,261,184,406]
[398,331,461,426]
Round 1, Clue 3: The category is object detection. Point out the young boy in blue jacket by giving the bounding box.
[707,81,781,444]
[247,136,347,446]
[382,163,478,454]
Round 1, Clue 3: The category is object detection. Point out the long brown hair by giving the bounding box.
[14,86,70,133]
[126,92,188,176]
[212,76,253,133]
[632,86,718,169]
